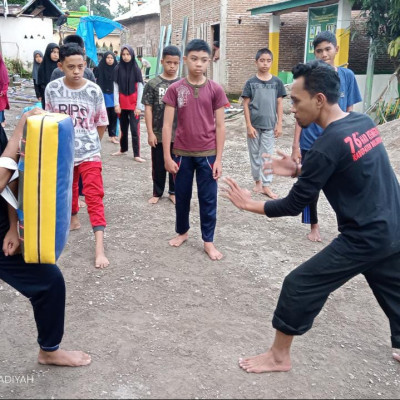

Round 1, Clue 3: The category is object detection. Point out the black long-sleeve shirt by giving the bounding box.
[264,112,400,261]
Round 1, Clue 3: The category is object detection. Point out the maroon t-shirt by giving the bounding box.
[162,78,228,154]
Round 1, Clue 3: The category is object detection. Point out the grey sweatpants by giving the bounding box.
[247,128,275,186]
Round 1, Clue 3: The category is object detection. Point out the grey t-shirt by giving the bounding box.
[241,75,286,130]
[50,67,96,83]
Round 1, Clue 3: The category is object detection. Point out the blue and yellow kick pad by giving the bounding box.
[18,113,75,264]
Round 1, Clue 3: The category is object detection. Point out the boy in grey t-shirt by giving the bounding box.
[242,48,286,199]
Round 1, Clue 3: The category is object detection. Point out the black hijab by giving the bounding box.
[113,45,143,95]
[37,43,59,86]
[95,51,117,94]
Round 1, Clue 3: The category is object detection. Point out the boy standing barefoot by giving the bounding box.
[162,39,228,260]
[46,44,109,269]
[142,46,181,205]
[242,48,286,199]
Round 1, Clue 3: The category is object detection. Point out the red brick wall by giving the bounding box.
[121,14,160,57]
[159,1,394,95]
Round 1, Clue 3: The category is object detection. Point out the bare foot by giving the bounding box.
[111,137,119,144]
[134,156,146,163]
[112,151,127,156]
[239,350,292,373]
[78,198,86,208]
[169,233,188,247]
[95,253,109,269]
[70,215,81,231]
[262,186,279,199]
[252,181,263,193]
[393,352,400,362]
[38,349,91,367]
[148,196,161,204]
[307,224,322,242]
[204,242,223,260]
[168,194,176,205]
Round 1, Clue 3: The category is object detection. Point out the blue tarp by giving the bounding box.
[76,16,123,66]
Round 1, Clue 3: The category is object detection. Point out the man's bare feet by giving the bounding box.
[111,150,127,156]
[111,137,119,144]
[262,186,278,199]
[393,352,400,362]
[307,224,322,242]
[168,194,176,204]
[38,349,91,367]
[148,196,160,204]
[70,215,81,231]
[169,233,188,247]
[95,253,110,269]
[239,350,292,373]
[204,242,223,260]
[252,181,263,193]
[134,156,146,163]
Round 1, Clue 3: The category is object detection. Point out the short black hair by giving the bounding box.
[255,48,273,61]
[185,39,211,56]
[213,41,219,48]
[63,34,85,49]
[137,55,142,58]
[59,43,85,62]
[292,60,340,104]
[114,50,118,53]
[162,45,181,59]
[65,11,70,15]
[313,31,337,49]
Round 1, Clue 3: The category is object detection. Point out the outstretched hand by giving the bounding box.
[263,150,299,177]
[221,177,252,210]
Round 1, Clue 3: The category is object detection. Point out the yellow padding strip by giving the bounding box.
[24,118,41,263]
[40,119,58,264]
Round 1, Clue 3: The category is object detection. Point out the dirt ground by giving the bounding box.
[0,85,399,399]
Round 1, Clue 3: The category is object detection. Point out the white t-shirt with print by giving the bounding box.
[45,77,109,164]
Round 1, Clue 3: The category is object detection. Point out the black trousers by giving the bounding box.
[33,80,41,100]
[0,253,65,351]
[151,142,174,197]
[273,244,400,348]
[301,149,319,225]
[106,107,118,137]
[119,110,140,156]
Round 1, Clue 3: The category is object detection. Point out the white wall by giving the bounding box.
[0,16,53,71]
[354,74,395,113]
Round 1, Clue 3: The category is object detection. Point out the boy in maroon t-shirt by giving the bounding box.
[162,39,228,260]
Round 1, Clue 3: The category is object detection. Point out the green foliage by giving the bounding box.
[4,57,31,78]
[115,1,130,17]
[63,0,114,19]
[7,0,28,4]
[355,0,400,52]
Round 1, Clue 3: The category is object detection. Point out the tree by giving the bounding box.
[356,0,400,56]
[63,0,114,19]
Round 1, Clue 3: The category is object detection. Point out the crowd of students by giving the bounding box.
[0,31,399,373]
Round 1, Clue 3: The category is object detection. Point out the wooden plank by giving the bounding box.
[155,25,166,76]
[179,16,189,77]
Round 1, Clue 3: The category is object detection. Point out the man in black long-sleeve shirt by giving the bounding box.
[224,60,400,372]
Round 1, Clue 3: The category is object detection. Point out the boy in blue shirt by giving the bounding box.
[242,48,286,199]
[291,31,362,242]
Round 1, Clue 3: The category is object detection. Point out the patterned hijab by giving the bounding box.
[32,50,43,82]
[113,45,143,95]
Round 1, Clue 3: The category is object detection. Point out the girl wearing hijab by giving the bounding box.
[95,51,119,144]
[112,45,145,162]
[32,50,43,100]
[37,43,59,109]
[0,53,9,128]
